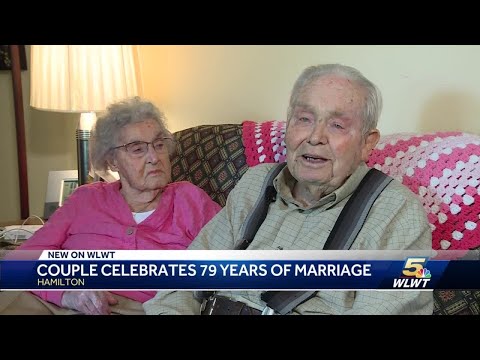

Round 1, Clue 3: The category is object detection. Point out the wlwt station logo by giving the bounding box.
[393,257,432,289]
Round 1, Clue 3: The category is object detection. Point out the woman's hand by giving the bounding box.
[61,291,118,315]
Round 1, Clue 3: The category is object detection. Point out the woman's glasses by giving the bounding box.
[112,137,172,157]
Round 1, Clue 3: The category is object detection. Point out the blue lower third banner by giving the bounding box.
[1,250,479,290]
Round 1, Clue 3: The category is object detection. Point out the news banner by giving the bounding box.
[1,250,479,291]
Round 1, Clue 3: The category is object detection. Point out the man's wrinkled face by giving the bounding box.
[285,75,379,195]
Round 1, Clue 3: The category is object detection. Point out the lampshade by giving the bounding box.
[30,45,139,186]
[30,45,138,113]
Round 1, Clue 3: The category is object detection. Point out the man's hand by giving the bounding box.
[61,291,118,315]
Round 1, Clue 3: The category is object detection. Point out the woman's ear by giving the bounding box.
[107,154,119,172]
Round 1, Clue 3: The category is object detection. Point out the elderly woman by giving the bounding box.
[1,97,221,315]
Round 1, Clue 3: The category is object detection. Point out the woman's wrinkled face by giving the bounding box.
[110,119,172,193]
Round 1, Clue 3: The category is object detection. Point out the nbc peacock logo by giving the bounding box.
[416,267,431,279]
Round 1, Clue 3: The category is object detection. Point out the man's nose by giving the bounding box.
[308,121,328,145]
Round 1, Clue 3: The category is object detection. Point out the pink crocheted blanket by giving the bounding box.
[243,120,287,166]
[242,120,480,250]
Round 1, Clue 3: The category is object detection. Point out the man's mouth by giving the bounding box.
[301,154,329,163]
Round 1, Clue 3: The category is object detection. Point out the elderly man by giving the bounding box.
[144,64,433,315]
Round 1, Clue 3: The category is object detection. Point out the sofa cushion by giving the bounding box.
[241,120,480,251]
[171,124,248,207]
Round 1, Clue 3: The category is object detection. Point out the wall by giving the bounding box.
[1,45,480,221]
[138,45,480,135]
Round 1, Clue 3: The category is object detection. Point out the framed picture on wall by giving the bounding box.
[0,45,27,71]
[43,170,79,219]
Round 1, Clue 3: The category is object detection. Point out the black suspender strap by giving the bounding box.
[261,168,393,315]
[235,163,287,250]
[322,168,394,250]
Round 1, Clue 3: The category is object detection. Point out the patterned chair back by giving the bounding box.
[171,124,248,207]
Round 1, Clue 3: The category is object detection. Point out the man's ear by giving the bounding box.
[361,129,380,162]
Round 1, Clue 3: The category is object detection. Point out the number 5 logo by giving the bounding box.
[402,257,428,277]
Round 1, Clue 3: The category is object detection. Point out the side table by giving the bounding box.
[0,218,45,251]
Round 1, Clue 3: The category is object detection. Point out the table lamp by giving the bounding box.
[29,45,139,185]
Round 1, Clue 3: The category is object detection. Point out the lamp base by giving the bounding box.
[76,129,91,186]
[76,112,96,186]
